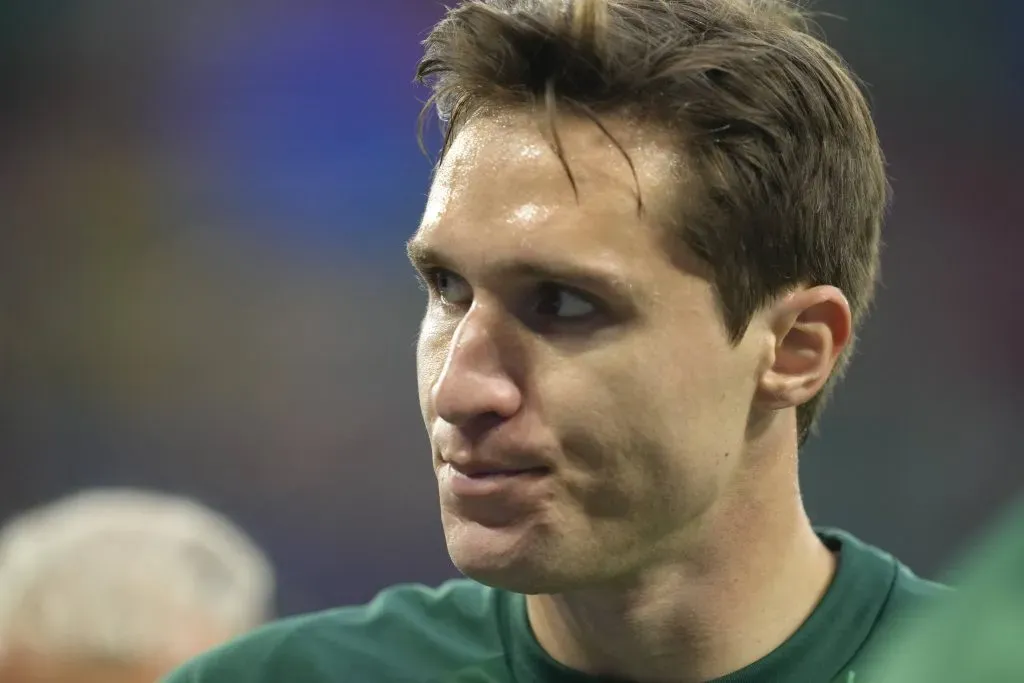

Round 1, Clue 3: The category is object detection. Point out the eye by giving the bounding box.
[534,284,598,319]
[428,268,472,306]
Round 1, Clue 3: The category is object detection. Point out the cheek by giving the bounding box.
[539,347,676,481]
[416,315,451,408]
[545,364,692,531]
[541,331,749,489]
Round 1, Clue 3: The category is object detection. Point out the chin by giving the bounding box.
[444,520,584,594]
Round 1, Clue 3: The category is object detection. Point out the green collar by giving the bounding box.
[502,529,896,683]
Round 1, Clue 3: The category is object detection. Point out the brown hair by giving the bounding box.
[416,0,889,444]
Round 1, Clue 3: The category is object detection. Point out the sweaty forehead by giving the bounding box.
[418,111,683,247]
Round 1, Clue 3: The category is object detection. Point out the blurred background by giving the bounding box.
[0,0,1021,617]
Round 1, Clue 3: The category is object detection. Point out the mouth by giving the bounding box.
[454,465,551,479]
[441,461,553,502]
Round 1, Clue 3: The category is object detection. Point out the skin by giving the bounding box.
[410,110,852,682]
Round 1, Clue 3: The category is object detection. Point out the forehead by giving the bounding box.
[414,111,684,272]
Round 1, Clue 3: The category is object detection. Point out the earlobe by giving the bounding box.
[756,286,852,410]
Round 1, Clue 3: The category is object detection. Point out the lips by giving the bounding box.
[449,462,551,479]
[441,459,553,510]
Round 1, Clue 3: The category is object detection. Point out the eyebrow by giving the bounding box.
[406,238,641,302]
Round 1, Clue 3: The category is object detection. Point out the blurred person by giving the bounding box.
[0,489,273,683]
[166,1,944,682]
[863,496,1024,682]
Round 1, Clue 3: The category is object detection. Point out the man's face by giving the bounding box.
[411,111,768,593]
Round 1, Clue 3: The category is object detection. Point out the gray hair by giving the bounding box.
[0,489,274,663]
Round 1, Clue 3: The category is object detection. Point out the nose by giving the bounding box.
[431,305,522,428]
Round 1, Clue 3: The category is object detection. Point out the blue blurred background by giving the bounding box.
[1,0,1021,616]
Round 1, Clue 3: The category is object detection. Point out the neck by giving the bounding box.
[526,433,835,683]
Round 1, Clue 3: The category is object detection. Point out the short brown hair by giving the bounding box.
[416,0,889,444]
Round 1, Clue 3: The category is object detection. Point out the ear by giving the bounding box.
[756,286,852,410]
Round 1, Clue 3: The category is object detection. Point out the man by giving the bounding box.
[164,1,945,681]
[864,497,1024,682]
[0,489,273,682]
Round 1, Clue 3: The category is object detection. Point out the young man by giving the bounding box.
[0,489,273,683]
[164,1,946,681]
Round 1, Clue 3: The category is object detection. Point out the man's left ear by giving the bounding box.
[756,285,852,410]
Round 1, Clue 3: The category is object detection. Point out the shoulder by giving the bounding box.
[821,526,949,608]
[817,527,950,679]
[162,579,508,683]
[815,527,949,640]
[875,556,951,644]
[890,561,949,606]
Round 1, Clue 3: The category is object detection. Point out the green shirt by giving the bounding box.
[164,529,944,683]
[864,498,1024,682]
